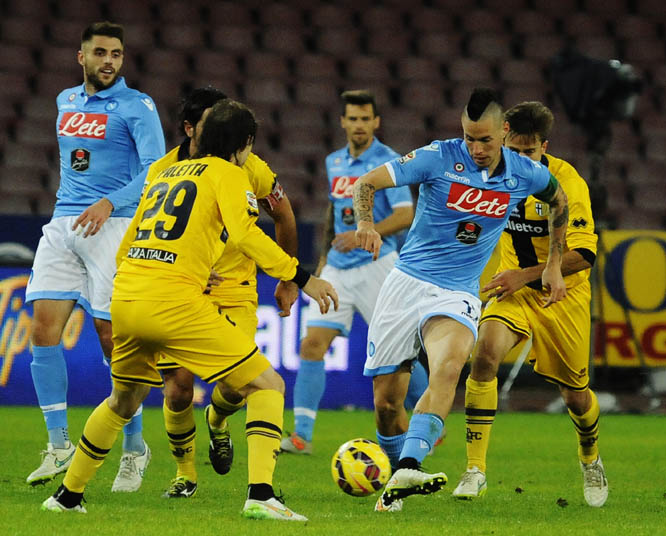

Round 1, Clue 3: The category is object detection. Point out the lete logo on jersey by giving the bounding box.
[331,176,358,198]
[58,112,108,139]
[446,183,510,218]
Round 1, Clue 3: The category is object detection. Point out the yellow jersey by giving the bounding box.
[116,143,278,303]
[114,155,296,301]
[496,153,597,290]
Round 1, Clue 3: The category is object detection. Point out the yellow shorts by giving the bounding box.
[480,280,592,390]
[110,297,270,390]
[157,298,258,371]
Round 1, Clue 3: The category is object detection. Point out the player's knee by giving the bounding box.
[164,383,194,412]
[248,367,285,395]
[108,383,149,419]
[470,346,502,380]
[268,370,285,395]
[560,387,590,415]
[299,336,328,360]
[374,392,402,420]
[30,320,63,347]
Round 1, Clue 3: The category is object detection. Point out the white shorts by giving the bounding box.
[25,216,131,320]
[364,268,482,377]
[304,251,398,336]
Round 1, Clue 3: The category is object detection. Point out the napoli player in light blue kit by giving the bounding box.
[24,22,165,491]
[353,88,569,512]
[281,90,429,455]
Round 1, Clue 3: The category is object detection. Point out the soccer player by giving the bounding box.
[353,88,569,512]
[452,101,607,507]
[151,87,299,498]
[41,99,338,520]
[25,21,164,491]
[280,90,428,457]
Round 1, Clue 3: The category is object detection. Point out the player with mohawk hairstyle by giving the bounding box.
[352,88,570,512]
[453,101,606,507]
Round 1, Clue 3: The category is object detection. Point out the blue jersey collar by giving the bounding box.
[82,76,128,100]
[344,137,380,164]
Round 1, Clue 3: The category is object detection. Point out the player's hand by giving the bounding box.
[72,198,114,237]
[302,275,339,314]
[541,264,567,308]
[332,231,358,253]
[482,269,529,301]
[274,280,299,317]
[204,269,223,294]
[355,221,382,261]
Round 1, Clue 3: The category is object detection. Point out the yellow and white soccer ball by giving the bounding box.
[331,438,391,496]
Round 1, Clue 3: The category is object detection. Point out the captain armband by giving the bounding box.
[263,179,286,210]
[533,174,559,203]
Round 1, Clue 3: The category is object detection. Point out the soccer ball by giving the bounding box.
[331,438,391,497]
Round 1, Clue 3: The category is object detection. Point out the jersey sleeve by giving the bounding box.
[385,145,439,187]
[216,166,298,281]
[563,172,597,254]
[243,152,276,199]
[527,160,553,198]
[105,95,166,212]
[384,184,413,208]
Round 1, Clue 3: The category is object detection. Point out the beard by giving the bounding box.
[85,66,119,92]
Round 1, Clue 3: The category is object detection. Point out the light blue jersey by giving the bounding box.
[326,138,413,269]
[386,139,552,296]
[53,77,165,218]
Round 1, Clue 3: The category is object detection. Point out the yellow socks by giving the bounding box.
[209,385,245,430]
[568,389,600,464]
[245,389,283,486]
[64,399,129,493]
[464,377,498,473]
[163,401,197,482]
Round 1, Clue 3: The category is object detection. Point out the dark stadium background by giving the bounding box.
[0,0,664,411]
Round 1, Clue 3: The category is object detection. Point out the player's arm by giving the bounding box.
[534,173,569,307]
[373,205,414,237]
[221,169,338,313]
[352,165,395,260]
[484,250,593,300]
[315,203,335,274]
[259,180,300,317]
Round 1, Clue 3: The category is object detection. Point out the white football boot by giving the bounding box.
[581,457,608,507]
[452,467,488,499]
[27,442,76,486]
[242,497,308,521]
[111,441,151,492]
[378,467,447,508]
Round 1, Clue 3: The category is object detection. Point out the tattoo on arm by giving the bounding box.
[547,186,568,258]
[353,182,376,223]
[321,203,335,255]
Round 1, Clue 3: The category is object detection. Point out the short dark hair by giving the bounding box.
[81,21,124,46]
[194,99,257,161]
[178,86,228,136]
[340,89,378,117]
[465,87,502,121]
[504,101,554,143]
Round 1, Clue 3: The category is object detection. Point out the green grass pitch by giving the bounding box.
[1,406,663,535]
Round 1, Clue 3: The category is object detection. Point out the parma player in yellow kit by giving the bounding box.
[453,102,608,507]
[42,99,337,521]
[148,88,299,499]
